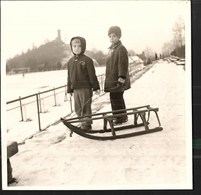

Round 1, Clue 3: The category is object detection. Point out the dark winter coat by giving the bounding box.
[104,40,131,92]
[67,36,100,93]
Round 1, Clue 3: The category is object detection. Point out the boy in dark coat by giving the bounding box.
[67,36,100,130]
[104,26,131,125]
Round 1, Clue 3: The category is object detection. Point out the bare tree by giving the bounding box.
[162,41,175,56]
[128,49,136,56]
[144,47,154,59]
[172,16,185,48]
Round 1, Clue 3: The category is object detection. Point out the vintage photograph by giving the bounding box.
[1,0,191,190]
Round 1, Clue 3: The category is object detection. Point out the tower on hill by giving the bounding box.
[57,29,61,42]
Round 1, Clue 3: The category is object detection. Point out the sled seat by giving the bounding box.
[101,105,161,135]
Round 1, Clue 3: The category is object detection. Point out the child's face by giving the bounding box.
[72,39,82,55]
[109,33,119,45]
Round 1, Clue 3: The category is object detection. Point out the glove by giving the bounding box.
[94,89,100,95]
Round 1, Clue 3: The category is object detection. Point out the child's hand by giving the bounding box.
[94,89,100,95]
[118,77,125,84]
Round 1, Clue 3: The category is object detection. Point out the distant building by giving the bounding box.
[129,56,143,64]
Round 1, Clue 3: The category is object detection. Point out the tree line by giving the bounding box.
[6,39,108,74]
[6,17,185,74]
[162,16,185,58]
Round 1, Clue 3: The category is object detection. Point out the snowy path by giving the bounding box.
[6,60,191,190]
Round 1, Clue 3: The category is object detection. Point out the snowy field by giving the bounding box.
[2,60,192,190]
[6,67,106,101]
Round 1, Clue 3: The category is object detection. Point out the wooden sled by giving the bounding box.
[61,105,163,140]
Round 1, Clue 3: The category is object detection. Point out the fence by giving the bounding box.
[6,74,105,133]
[6,62,146,141]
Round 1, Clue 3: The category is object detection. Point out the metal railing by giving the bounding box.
[6,74,105,132]
[6,63,146,135]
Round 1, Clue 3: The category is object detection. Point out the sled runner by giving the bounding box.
[61,105,163,140]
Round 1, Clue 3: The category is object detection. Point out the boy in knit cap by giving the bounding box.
[67,36,100,130]
[104,26,131,125]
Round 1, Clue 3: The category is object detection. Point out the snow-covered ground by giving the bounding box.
[6,67,106,101]
[2,60,192,190]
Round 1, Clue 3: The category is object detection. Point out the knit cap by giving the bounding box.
[108,26,121,38]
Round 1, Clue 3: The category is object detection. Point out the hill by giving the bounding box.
[6,37,70,74]
[6,31,107,74]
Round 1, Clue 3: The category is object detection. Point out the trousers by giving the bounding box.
[110,91,127,119]
[73,88,92,125]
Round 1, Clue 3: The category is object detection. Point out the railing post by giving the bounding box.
[36,94,42,131]
[53,88,57,106]
[100,75,103,92]
[64,85,67,102]
[101,75,104,93]
[98,74,104,93]
[38,92,42,113]
[19,96,24,121]
[70,95,73,113]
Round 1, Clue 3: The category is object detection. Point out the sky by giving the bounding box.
[2,1,190,60]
